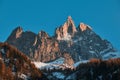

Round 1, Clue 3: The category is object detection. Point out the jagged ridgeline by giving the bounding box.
[6,16,116,63]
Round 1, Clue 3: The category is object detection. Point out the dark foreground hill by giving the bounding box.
[74,58,120,80]
[0,42,47,80]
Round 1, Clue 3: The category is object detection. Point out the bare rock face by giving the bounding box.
[33,37,60,62]
[56,16,77,40]
[7,27,23,41]
[79,23,92,31]
[38,30,49,39]
[6,27,61,62]
[63,53,74,65]
[6,16,116,63]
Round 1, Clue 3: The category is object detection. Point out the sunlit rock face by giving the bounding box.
[79,23,92,31]
[6,16,116,63]
[6,27,61,62]
[56,16,77,41]
[7,27,23,41]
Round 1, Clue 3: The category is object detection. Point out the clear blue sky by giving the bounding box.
[0,0,120,50]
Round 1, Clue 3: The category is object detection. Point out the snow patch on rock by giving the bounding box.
[52,72,65,79]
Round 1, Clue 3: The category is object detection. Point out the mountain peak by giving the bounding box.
[79,23,92,31]
[7,26,23,42]
[68,15,72,18]
[67,16,72,22]
[14,26,23,32]
[65,16,76,31]
[14,26,23,38]
[56,16,77,40]
[38,30,49,38]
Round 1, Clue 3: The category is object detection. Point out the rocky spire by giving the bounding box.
[6,26,23,42]
[63,16,77,35]
[15,27,23,38]
[78,23,92,31]
[56,16,77,40]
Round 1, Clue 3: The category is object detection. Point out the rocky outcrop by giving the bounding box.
[7,27,23,41]
[79,23,92,31]
[56,16,77,40]
[6,27,61,62]
[63,53,74,65]
[6,16,116,63]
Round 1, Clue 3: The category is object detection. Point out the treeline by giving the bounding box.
[76,58,120,80]
[0,42,47,80]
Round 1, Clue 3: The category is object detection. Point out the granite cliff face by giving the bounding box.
[6,16,115,64]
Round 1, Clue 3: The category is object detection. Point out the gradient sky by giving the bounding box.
[0,0,120,50]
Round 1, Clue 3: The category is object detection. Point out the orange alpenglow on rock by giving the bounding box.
[62,16,77,37]
[79,23,92,31]
[80,23,87,31]
[66,16,77,33]
[56,16,77,40]
[15,27,23,38]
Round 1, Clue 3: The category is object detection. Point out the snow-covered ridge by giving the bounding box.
[33,51,120,71]
[33,51,120,80]
[33,57,89,79]
[33,57,74,70]
[73,60,89,67]
[103,51,120,59]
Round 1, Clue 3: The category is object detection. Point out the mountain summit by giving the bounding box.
[56,16,77,40]
[6,16,116,63]
[79,22,92,31]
